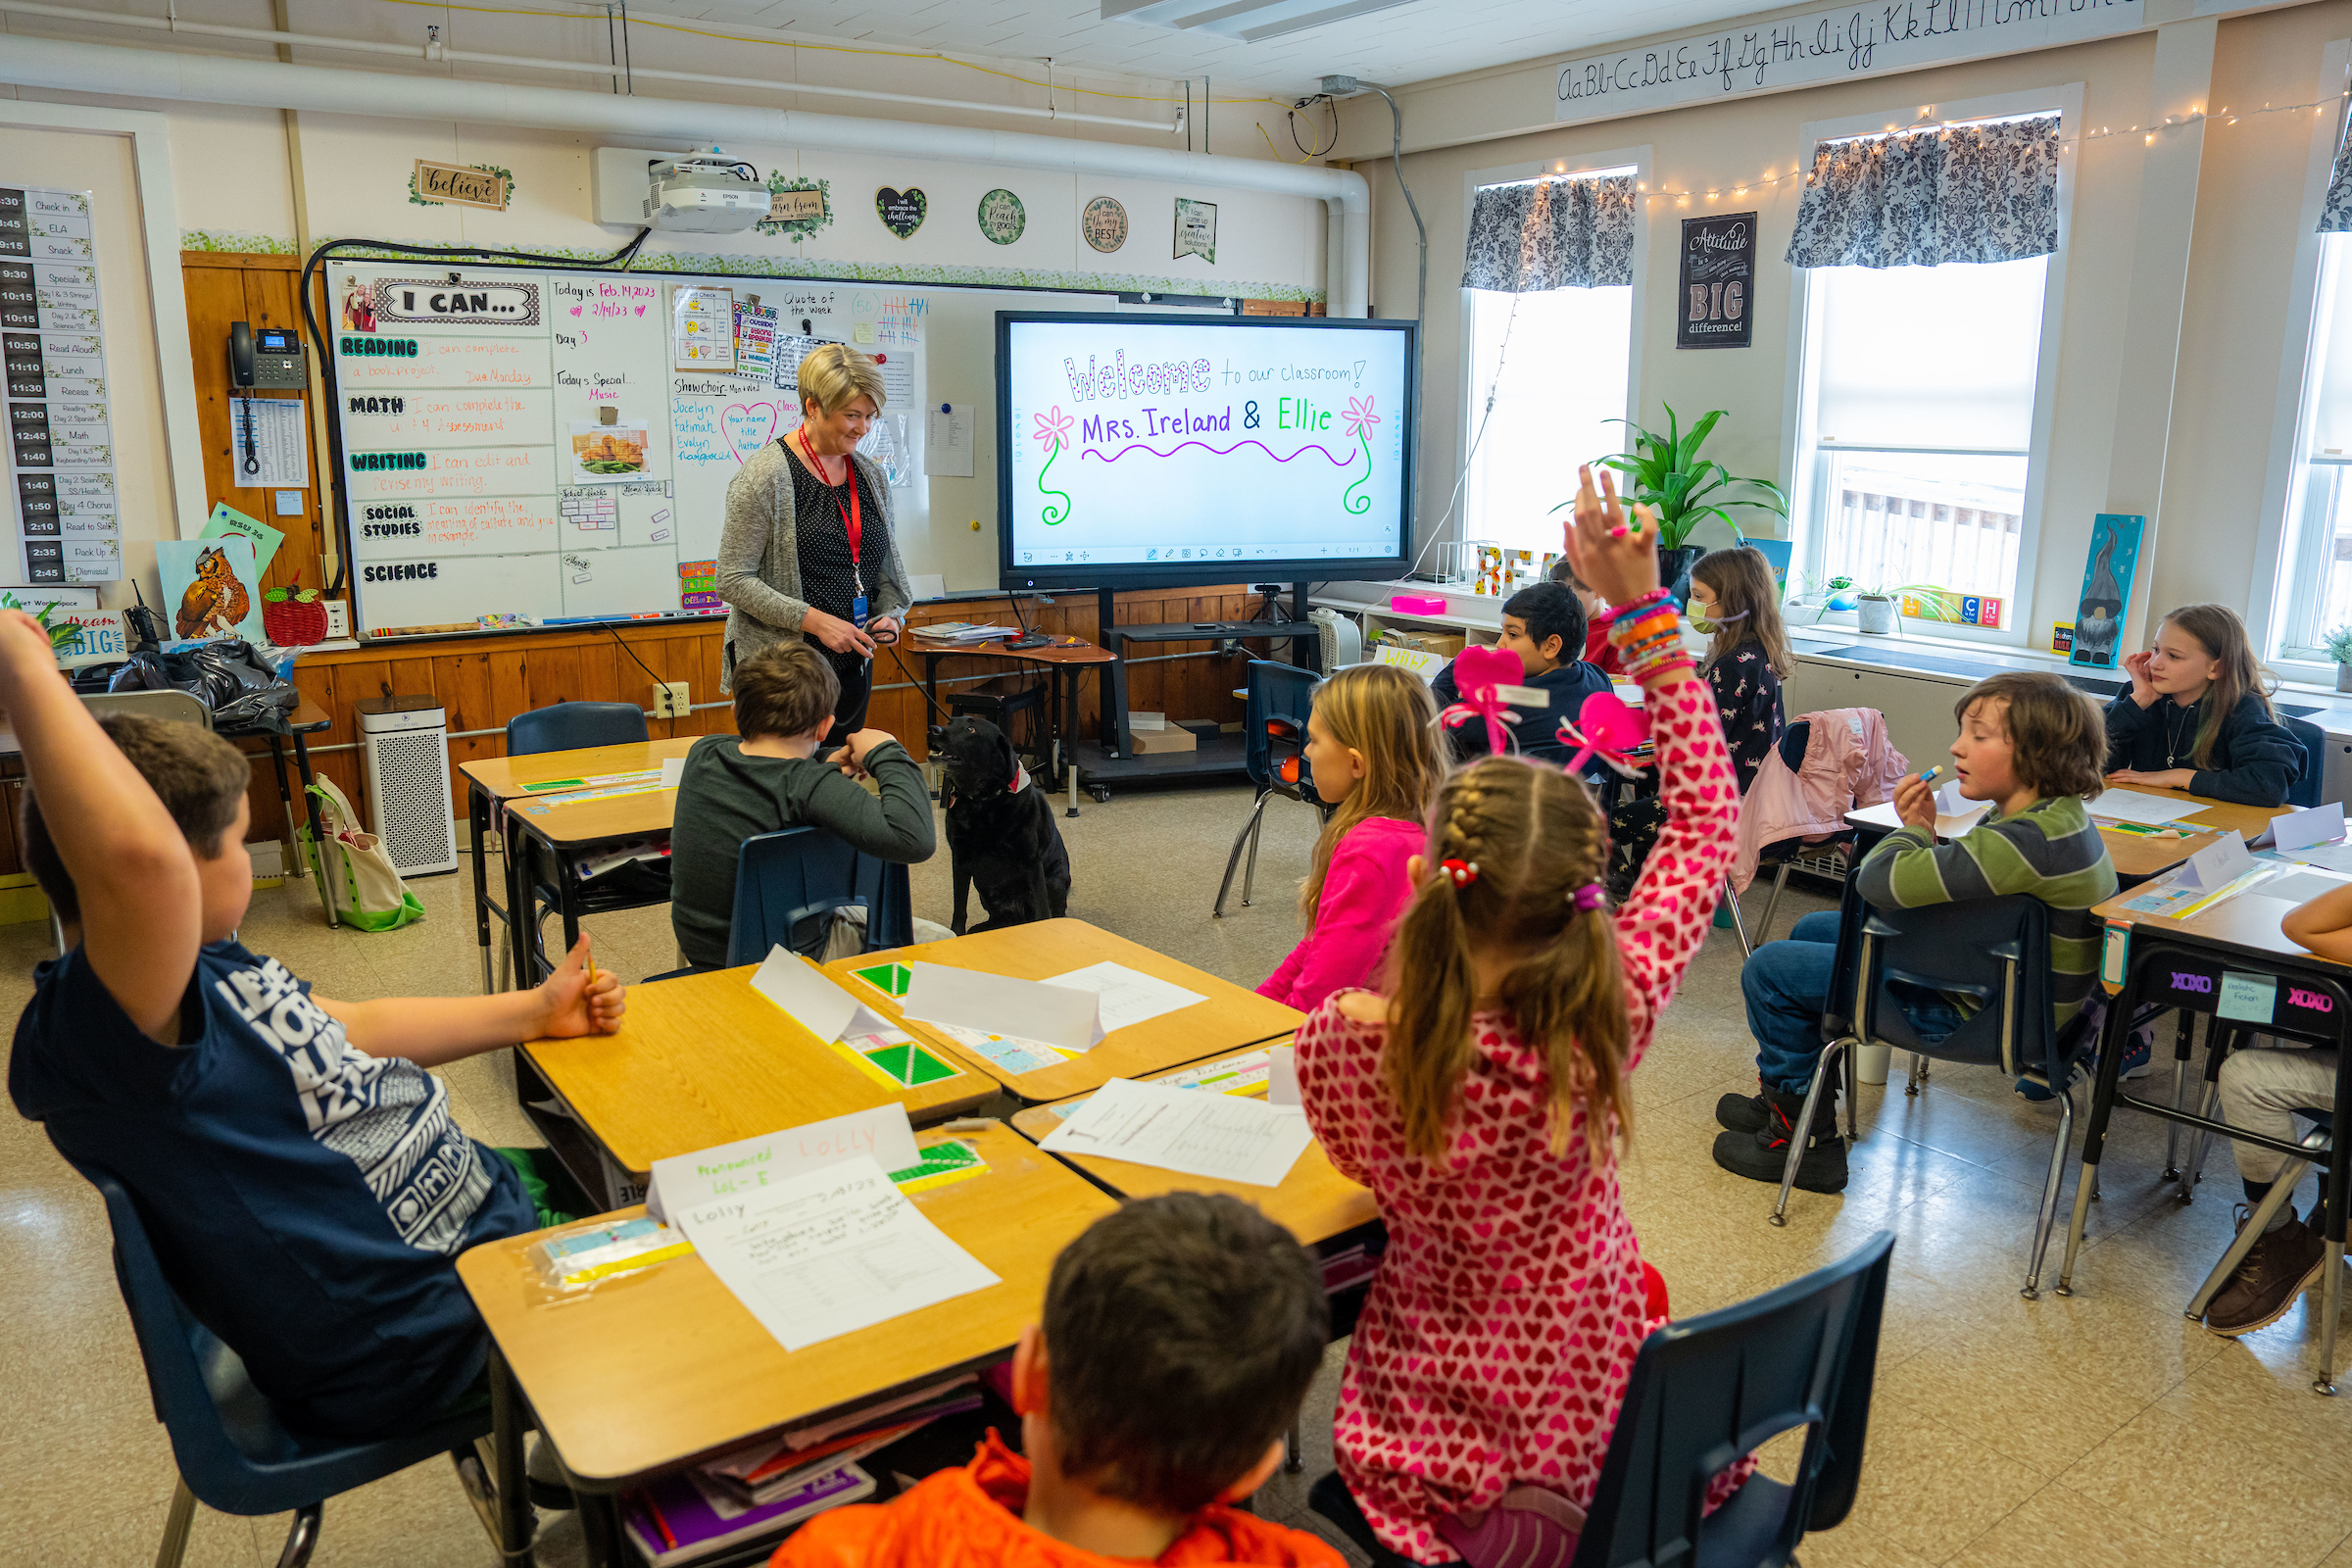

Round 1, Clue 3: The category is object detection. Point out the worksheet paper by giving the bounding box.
[2085,789,2211,826]
[925,404,975,477]
[671,1155,1000,1352]
[903,963,1104,1053]
[645,1105,922,1224]
[1041,1078,1315,1187]
[1039,961,1206,1033]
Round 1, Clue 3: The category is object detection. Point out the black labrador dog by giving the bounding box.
[930,714,1072,935]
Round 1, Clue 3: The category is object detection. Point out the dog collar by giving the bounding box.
[1010,762,1029,794]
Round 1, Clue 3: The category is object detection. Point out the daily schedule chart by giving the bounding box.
[2,183,120,586]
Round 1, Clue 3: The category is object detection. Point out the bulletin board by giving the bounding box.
[323,258,1094,641]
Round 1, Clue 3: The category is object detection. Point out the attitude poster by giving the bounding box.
[1678,213,1755,350]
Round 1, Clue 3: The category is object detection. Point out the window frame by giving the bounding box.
[2251,37,2352,672]
[1455,146,1647,567]
[1777,84,2082,648]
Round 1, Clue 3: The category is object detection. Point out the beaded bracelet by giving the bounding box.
[1606,604,1681,652]
[1593,586,1674,628]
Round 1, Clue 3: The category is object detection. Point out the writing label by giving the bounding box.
[2218,971,2277,1025]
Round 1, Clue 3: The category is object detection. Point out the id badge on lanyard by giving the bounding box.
[842,459,867,628]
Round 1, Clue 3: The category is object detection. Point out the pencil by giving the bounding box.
[642,1495,676,1550]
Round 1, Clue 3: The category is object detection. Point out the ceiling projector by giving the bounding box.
[644,152,767,233]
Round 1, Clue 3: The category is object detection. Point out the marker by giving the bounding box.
[1917,765,1943,785]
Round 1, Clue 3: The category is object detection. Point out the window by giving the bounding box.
[1795,255,2049,621]
[2278,235,2352,659]
[1459,177,1634,555]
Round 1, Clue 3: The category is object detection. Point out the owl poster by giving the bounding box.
[158,537,266,645]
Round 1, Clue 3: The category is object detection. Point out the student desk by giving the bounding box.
[1007,1039,1378,1249]
[458,1122,1117,1567]
[1846,785,2287,880]
[906,633,1116,810]
[459,737,698,994]
[827,918,1304,1102]
[514,961,996,1208]
[2058,869,2352,1392]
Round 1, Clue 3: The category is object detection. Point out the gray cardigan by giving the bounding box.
[715,441,914,693]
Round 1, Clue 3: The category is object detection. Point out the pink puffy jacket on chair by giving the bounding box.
[1728,708,1910,893]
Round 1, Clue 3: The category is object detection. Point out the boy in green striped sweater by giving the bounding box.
[1715,671,2118,1193]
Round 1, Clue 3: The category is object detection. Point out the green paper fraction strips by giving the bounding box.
[863,1041,958,1087]
[854,961,914,998]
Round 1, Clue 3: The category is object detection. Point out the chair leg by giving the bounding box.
[1213,792,1272,918]
[1904,1049,1926,1099]
[2178,1081,2220,1205]
[1754,861,1792,947]
[1721,876,1752,957]
[2022,1084,2076,1300]
[1844,1033,1860,1145]
[1285,1419,1303,1474]
[154,1477,196,1568]
[1770,1039,1842,1227]
[2185,1152,2314,1319]
[2164,1012,2195,1180]
[2317,1237,2344,1396]
[1241,803,1268,907]
[272,1505,323,1568]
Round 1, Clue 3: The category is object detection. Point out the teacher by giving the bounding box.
[716,343,912,743]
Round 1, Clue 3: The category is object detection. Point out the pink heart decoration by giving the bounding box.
[1558,691,1650,779]
[1439,643,1526,756]
[569,305,583,316]
[635,304,647,316]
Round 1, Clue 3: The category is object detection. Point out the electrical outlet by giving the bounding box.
[655,680,690,717]
[323,600,349,640]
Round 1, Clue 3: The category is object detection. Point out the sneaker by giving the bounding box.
[1715,1088,1770,1134]
[1436,1486,1586,1568]
[1712,1088,1847,1193]
[2205,1206,2328,1337]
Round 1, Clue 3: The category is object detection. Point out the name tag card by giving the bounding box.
[2179,830,2252,892]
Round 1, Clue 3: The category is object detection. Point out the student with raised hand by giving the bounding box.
[1431,580,1612,767]
[1293,468,1749,1566]
[2104,603,2303,807]
[772,1193,1342,1568]
[2,608,623,1439]
[1718,672,2117,1192]
[670,638,935,971]
[1258,663,1445,1013]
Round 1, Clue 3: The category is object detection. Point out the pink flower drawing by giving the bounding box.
[1341,395,1381,441]
[1033,406,1074,453]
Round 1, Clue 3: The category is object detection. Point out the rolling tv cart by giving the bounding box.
[1070,583,1322,806]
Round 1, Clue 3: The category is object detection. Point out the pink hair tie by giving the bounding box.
[1572,882,1608,912]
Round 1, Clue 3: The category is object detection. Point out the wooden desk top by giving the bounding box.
[2091,865,2352,970]
[1008,1039,1378,1249]
[458,1124,1115,1485]
[827,919,1303,1102]
[460,736,700,802]
[520,964,993,1174]
[910,635,1116,665]
[1847,788,2291,880]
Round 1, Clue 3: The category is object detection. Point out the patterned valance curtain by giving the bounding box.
[1786,113,2060,270]
[2319,112,2352,231]
[1461,173,1635,292]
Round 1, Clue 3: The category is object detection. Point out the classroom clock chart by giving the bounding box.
[1001,318,1408,570]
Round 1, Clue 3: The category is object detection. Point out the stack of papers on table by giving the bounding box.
[1041,1078,1315,1188]
[917,621,1012,643]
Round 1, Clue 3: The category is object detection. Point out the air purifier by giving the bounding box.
[358,696,458,875]
[1310,606,1363,669]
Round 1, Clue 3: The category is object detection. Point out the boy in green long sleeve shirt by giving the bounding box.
[1715,672,2117,1193]
[670,639,937,970]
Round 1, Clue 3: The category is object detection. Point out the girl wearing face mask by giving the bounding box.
[2105,603,2303,807]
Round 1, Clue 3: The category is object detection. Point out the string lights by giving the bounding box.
[1535,89,2352,210]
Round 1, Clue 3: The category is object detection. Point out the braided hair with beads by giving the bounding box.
[1379,755,1633,1161]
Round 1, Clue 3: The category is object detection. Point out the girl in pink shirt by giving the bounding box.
[1257,663,1445,1013]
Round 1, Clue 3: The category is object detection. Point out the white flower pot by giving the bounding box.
[1857,596,1898,635]
[2336,662,2352,694]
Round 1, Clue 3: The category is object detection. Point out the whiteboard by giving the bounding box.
[324,261,1097,640]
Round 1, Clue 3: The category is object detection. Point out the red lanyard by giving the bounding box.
[798,429,860,569]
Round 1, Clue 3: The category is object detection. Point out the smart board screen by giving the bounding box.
[998,314,1412,588]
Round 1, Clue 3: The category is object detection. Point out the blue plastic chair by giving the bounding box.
[1213,660,1322,918]
[1781,897,2089,1299]
[62,1153,491,1568]
[2284,714,2325,809]
[727,825,914,966]
[504,700,648,757]
[1569,1232,1895,1568]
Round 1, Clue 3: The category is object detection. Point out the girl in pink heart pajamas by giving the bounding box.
[1295,469,1750,1565]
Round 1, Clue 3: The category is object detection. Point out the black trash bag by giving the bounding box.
[109,639,297,733]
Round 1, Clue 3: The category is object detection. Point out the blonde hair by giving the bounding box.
[1690,547,1792,678]
[1298,664,1445,924]
[2158,604,2278,770]
[1381,757,1632,1162]
[797,342,888,419]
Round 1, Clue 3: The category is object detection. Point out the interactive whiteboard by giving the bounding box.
[997,314,1413,591]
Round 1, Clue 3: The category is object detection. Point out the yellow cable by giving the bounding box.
[369,0,1283,107]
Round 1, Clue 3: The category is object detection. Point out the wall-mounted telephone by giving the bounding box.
[228,321,308,389]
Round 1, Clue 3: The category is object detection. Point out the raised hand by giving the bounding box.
[1560,465,1662,610]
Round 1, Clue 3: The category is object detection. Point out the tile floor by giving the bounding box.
[3,780,2348,1567]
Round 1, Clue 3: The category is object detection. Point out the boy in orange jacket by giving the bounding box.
[773,1193,1343,1568]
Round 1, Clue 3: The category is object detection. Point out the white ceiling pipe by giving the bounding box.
[0,0,1176,130]
[0,30,1370,314]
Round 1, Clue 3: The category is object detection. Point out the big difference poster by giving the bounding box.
[2,184,121,584]
[1677,212,1755,351]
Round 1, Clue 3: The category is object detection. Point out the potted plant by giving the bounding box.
[1853,581,1960,636]
[1784,571,1856,625]
[2327,625,2352,693]
[1563,405,1788,591]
